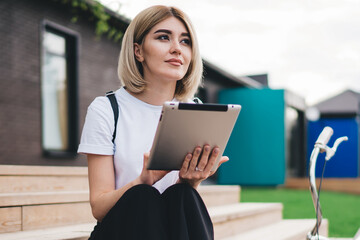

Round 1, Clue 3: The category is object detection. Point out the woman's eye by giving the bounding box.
[157,35,169,40]
[181,38,191,46]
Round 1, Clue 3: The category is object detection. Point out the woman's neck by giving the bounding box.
[127,81,176,106]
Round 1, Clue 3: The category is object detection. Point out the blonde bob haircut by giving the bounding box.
[118,5,203,102]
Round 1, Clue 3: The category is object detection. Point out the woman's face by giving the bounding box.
[134,16,192,85]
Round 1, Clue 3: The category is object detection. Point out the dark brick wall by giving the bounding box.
[0,0,123,166]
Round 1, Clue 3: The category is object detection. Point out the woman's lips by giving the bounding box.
[165,58,183,66]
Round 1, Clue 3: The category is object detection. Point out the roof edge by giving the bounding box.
[203,59,262,88]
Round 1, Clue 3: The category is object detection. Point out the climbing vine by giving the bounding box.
[55,0,124,43]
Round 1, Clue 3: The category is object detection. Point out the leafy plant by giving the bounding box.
[56,0,124,42]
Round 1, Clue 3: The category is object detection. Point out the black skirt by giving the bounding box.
[88,183,214,240]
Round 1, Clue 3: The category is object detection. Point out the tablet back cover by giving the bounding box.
[147,102,241,170]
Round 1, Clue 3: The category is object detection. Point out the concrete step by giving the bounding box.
[0,202,282,240]
[198,185,241,207]
[0,165,88,177]
[0,223,95,240]
[0,184,240,233]
[222,219,328,240]
[211,202,283,239]
[0,191,89,207]
[0,165,88,194]
[0,185,239,208]
[0,202,94,233]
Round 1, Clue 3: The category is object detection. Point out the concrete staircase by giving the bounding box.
[0,165,328,240]
[0,165,94,234]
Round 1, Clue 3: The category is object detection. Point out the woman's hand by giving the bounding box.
[137,153,170,186]
[179,145,229,189]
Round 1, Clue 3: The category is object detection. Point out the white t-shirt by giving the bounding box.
[78,87,179,193]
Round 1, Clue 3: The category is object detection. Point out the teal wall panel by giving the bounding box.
[218,88,285,185]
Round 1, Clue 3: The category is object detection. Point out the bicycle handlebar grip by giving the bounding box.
[316,126,333,146]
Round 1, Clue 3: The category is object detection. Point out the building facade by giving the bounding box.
[0,0,128,166]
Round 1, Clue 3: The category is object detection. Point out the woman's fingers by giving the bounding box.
[142,152,149,169]
[219,156,230,165]
[189,146,201,171]
[196,145,211,171]
[180,153,192,173]
[140,153,170,185]
[203,147,220,173]
[209,156,229,176]
[184,146,220,173]
[178,146,230,189]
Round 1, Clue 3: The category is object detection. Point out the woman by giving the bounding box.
[78,5,229,240]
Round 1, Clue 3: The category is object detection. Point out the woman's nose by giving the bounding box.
[170,41,181,54]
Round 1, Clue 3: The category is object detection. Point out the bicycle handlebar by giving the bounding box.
[307,126,348,240]
[315,126,333,146]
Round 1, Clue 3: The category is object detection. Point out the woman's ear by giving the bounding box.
[134,43,144,62]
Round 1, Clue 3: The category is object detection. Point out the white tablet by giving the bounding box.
[147,102,241,171]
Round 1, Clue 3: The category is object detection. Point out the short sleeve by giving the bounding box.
[77,97,115,155]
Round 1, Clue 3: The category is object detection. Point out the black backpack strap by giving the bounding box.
[193,97,203,104]
[106,91,119,144]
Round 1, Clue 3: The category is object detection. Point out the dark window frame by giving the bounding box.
[40,20,79,158]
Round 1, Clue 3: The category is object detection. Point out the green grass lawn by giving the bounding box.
[240,187,360,238]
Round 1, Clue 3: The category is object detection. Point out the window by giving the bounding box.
[41,21,78,157]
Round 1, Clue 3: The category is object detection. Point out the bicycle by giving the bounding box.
[306,126,360,240]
